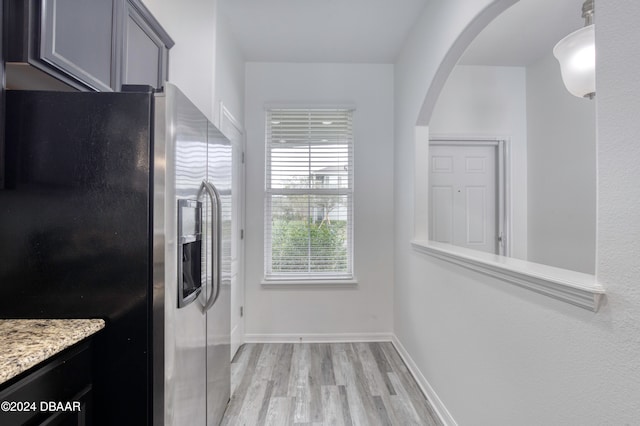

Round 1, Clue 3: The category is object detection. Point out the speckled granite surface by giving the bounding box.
[0,319,105,385]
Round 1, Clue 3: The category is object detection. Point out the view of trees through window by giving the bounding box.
[265,109,353,278]
[270,189,349,273]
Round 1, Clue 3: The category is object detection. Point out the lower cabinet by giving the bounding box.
[0,342,94,426]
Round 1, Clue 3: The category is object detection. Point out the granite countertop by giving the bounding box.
[0,319,105,385]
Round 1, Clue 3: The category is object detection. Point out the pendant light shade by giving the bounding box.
[553,24,595,99]
[553,0,596,99]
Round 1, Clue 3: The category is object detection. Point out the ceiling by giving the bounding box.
[459,0,585,66]
[218,0,429,63]
[219,0,587,66]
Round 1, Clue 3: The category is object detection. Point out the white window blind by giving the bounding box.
[265,108,354,280]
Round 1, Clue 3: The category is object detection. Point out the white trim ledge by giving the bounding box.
[411,240,605,312]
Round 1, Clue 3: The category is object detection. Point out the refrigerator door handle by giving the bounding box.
[199,180,222,312]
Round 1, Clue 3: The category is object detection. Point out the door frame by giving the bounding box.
[429,136,511,256]
[219,101,245,359]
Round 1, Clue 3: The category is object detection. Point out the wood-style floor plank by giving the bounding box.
[332,345,368,425]
[256,380,275,425]
[236,377,269,425]
[369,343,397,396]
[265,396,292,426]
[321,386,345,426]
[289,344,311,423]
[272,344,294,397]
[223,343,264,423]
[337,385,354,426]
[353,343,399,425]
[223,342,442,426]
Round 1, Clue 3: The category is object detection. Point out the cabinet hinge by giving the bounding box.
[240,229,244,240]
[242,151,245,164]
[240,306,244,317]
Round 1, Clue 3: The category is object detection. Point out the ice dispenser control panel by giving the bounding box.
[177,199,203,308]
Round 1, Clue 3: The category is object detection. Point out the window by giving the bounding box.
[264,108,354,281]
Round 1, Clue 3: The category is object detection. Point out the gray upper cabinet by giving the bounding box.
[6,0,117,91]
[117,0,174,90]
[41,0,116,91]
[5,0,172,92]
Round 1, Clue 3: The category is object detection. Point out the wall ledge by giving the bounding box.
[411,240,605,311]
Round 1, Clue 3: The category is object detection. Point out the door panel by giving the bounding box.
[430,143,498,254]
[206,124,232,425]
[163,84,208,426]
[432,155,454,173]
[124,13,160,87]
[432,186,454,242]
[465,156,486,173]
[466,186,487,244]
[41,0,116,91]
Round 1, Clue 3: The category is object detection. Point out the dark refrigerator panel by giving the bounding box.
[0,90,154,425]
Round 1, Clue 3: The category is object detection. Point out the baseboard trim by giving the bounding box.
[243,332,394,344]
[391,335,457,426]
[230,324,242,360]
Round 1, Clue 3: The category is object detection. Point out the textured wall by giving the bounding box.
[394,0,640,424]
[527,52,596,274]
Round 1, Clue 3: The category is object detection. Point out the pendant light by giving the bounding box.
[553,0,596,99]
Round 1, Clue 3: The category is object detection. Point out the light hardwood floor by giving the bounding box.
[222,342,443,426]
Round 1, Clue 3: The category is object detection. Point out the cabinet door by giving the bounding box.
[119,0,173,90]
[40,0,116,91]
[0,343,93,426]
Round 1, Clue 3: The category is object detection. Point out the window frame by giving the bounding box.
[263,107,355,284]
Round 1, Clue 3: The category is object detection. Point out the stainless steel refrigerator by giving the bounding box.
[0,84,231,425]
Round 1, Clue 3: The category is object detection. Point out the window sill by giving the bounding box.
[261,278,358,287]
[411,240,605,311]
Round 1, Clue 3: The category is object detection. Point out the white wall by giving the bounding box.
[429,65,528,259]
[394,0,640,424]
[213,17,245,128]
[143,0,246,127]
[428,59,596,273]
[244,63,394,338]
[142,0,217,121]
[526,52,596,274]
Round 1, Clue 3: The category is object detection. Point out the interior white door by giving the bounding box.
[219,105,245,360]
[429,143,498,254]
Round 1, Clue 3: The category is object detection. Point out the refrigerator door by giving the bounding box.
[205,123,232,425]
[161,84,208,426]
[1,89,154,425]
